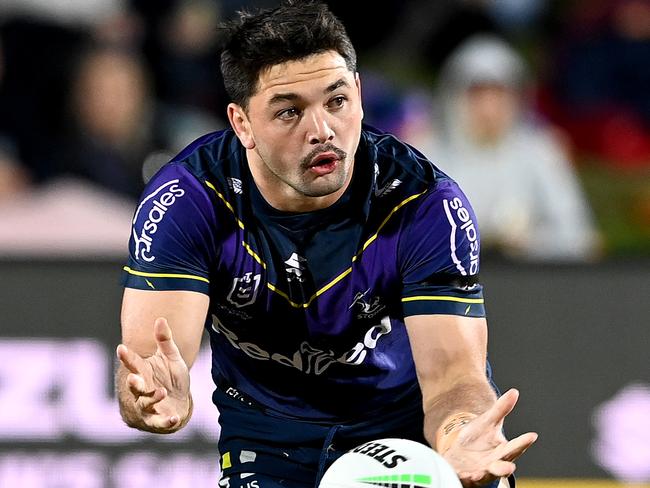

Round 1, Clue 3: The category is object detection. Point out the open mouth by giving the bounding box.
[308,152,340,175]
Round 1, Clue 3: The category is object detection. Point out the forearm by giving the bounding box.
[423,378,497,451]
[115,364,194,434]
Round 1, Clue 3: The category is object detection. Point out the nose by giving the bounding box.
[306,110,334,145]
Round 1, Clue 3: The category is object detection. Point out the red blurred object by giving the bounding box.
[536,86,650,168]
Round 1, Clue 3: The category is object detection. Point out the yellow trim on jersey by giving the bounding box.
[353,190,427,260]
[123,266,210,284]
[204,178,429,308]
[402,296,484,304]
[205,180,245,230]
[266,282,302,308]
[242,241,267,269]
[267,267,354,309]
[221,452,232,469]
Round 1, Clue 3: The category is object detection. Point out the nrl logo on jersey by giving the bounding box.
[227,177,243,195]
[349,289,386,319]
[227,272,261,308]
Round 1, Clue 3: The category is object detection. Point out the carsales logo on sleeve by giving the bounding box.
[443,196,479,276]
[132,179,185,262]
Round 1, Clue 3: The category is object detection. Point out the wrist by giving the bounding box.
[435,412,477,454]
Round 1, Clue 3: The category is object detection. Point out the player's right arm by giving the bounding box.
[116,290,209,433]
[115,162,217,433]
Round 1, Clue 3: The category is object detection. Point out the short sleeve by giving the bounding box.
[122,163,217,294]
[399,179,485,318]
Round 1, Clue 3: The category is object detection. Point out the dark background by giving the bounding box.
[1,258,649,482]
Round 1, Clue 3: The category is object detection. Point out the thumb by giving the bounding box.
[154,317,183,362]
[482,389,519,427]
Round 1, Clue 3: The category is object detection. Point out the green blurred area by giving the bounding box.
[579,164,650,256]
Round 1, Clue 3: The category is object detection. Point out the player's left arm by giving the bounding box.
[405,313,538,487]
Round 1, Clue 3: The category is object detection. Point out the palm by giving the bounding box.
[441,390,538,487]
[117,318,191,432]
[139,348,190,416]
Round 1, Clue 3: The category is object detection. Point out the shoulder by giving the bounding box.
[359,126,477,238]
[362,125,443,191]
[166,128,244,184]
[361,126,467,208]
[143,128,248,208]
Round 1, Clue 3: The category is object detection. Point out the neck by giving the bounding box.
[246,150,354,213]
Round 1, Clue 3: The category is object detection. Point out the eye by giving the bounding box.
[327,96,347,109]
[276,107,300,120]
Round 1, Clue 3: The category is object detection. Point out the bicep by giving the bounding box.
[405,314,488,403]
[121,288,209,368]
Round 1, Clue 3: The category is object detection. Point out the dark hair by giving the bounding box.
[219,0,357,108]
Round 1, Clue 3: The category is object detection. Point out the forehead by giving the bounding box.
[254,51,353,100]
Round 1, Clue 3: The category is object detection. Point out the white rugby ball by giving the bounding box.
[319,438,462,488]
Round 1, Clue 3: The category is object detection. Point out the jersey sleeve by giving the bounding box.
[399,179,485,318]
[122,163,217,294]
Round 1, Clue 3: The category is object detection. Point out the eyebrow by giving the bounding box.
[268,78,351,106]
[325,78,350,93]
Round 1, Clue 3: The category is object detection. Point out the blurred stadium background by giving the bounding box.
[0,0,649,486]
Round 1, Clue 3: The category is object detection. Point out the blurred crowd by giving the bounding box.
[0,0,648,259]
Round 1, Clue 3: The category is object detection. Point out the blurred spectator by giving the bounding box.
[130,0,229,118]
[0,34,30,201]
[0,136,29,202]
[0,0,125,27]
[54,45,220,199]
[0,18,86,183]
[541,0,650,167]
[427,35,599,261]
[374,0,501,75]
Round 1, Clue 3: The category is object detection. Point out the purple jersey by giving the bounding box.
[122,127,486,421]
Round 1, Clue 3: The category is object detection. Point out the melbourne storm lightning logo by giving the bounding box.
[349,289,386,319]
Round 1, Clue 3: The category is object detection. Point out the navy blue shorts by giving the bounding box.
[213,385,508,488]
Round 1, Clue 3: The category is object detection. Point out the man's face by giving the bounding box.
[463,83,518,144]
[229,51,363,211]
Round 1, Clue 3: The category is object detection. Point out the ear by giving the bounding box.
[227,103,255,149]
[355,72,364,120]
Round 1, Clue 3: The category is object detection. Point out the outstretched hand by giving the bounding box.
[440,389,538,487]
[116,317,192,433]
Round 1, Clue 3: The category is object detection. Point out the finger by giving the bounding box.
[154,318,183,362]
[137,387,168,411]
[486,460,516,478]
[116,344,148,374]
[481,389,519,427]
[146,412,182,431]
[127,372,149,397]
[498,432,539,462]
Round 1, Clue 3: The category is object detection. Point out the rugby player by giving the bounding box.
[115,2,537,487]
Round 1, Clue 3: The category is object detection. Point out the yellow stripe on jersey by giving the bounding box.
[242,241,267,269]
[205,180,269,269]
[205,180,245,230]
[221,452,231,469]
[267,267,355,309]
[353,190,427,261]
[203,179,431,309]
[123,266,210,283]
[402,296,484,304]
